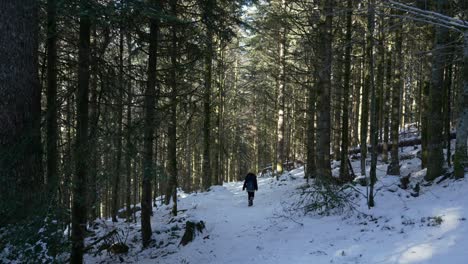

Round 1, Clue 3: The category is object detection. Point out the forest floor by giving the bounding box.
[84,143,468,264]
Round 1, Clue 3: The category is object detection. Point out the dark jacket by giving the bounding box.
[242,173,258,191]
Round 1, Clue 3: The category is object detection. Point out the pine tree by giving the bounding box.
[142,0,161,247]
[71,0,91,262]
[315,0,333,182]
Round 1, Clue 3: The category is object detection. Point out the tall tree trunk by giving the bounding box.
[352,60,362,147]
[112,26,124,223]
[333,52,343,161]
[167,0,178,216]
[387,15,402,176]
[421,63,430,169]
[376,15,385,148]
[382,21,392,164]
[339,0,353,180]
[202,0,214,190]
[367,0,377,207]
[217,46,226,185]
[88,28,98,221]
[0,0,42,224]
[71,0,91,262]
[63,97,73,219]
[454,31,468,179]
[425,0,449,181]
[142,0,160,247]
[360,39,370,176]
[125,33,133,222]
[306,74,316,182]
[316,0,333,182]
[46,0,58,193]
[443,57,453,167]
[276,0,287,177]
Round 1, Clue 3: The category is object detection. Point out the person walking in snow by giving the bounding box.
[242,172,258,206]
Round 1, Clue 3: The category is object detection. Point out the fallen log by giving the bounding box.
[83,229,118,253]
[348,132,456,155]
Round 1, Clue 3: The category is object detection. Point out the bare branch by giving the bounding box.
[382,0,468,31]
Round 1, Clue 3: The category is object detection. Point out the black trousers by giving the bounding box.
[247,191,255,200]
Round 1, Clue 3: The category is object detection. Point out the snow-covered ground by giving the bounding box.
[83,144,468,264]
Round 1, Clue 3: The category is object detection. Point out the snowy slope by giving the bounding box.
[84,146,468,264]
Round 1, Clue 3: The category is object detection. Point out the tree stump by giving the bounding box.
[179,220,205,246]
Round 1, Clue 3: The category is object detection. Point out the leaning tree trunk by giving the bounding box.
[315,0,333,182]
[142,0,160,247]
[0,0,42,225]
[454,31,468,179]
[71,0,91,262]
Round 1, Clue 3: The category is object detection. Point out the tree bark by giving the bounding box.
[142,0,160,247]
[167,0,178,216]
[454,31,468,179]
[339,0,353,180]
[360,35,370,176]
[202,0,214,190]
[0,0,42,225]
[46,0,59,193]
[112,24,125,223]
[316,0,333,182]
[276,0,287,177]
[125,32,133,222]
[382,27,392,163]
[71,0,91,262]
[425,0,449,181]
[367,0,377,208]
[306,74,316,181]
[387,14,402,176]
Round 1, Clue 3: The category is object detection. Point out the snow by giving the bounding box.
[82,144,468,264]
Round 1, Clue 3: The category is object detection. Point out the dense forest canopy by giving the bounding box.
[0,0,467,262]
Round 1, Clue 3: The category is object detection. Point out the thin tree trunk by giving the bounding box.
[88,28,98,221]
[218,47,226,185]
[125,33,133,222]
[444,56,453,167]
[361,39,370,176]
[306,74,316,181]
